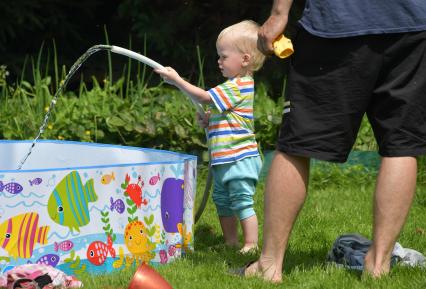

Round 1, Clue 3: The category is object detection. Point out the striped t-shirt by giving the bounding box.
[207,76,259,166]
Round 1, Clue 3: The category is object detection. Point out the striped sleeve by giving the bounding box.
[207,80,241,113]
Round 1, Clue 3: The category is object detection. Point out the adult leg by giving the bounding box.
[364,156,417,277]
[245,151,310,282]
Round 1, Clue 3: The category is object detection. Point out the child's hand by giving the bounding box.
[196,110,210,128]
[154,66,181,86]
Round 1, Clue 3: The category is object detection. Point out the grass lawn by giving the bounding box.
[78,160,426,289]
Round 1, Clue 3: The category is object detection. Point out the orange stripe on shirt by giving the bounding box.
[216,86,234,109]
[209,123,241,130]
[212,144,258,158]
[234,108,253,113]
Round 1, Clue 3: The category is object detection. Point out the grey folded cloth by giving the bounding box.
[327,233,425,270]
[392,242,426,267]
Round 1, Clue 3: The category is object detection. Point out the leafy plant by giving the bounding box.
[353,115,378,151]
[0,38,378,155]
[254,83,283,151]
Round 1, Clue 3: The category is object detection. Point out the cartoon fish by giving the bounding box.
[47,171,98,232]
[161,178,184,233]
[0,212,49,258]
[0,181,23,194]
[149,173,161,186]
[34,253,60,267]
[125,175,148,208]
[101,172,115,185]
[29,178,42,186]
[110,197,125,214]
[159,250,168,264]
[87,235,116,266]
[54,240,73,252]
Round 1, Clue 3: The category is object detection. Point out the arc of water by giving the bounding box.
[16,44,212,223]
[17,45,206,170]
[17,45,111,170]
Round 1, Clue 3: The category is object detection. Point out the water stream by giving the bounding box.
[16,44,211,223]
[17,45,112,170]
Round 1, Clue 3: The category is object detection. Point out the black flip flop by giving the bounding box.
[228,260,257,277]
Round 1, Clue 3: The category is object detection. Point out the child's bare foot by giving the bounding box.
[239,244,258,254]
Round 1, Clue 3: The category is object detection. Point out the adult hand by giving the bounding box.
[258,15,288,55]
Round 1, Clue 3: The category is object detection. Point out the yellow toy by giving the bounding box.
[273,34,294,58]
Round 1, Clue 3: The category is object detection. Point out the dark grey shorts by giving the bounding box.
[277,28,426,162]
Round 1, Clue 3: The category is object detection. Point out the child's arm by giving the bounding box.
[155,67,212,104]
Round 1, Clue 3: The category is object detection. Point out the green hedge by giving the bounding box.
[0,64,377,154]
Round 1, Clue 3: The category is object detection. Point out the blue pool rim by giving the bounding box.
[0,139,197,173]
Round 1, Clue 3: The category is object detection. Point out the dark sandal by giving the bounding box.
[228,260,257,277]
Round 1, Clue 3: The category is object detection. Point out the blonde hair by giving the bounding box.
[217,20,266,72]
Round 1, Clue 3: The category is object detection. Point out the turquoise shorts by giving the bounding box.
[212,156,262,220]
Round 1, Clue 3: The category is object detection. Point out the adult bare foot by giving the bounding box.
[243,258,282,283]
[363,249,391,278]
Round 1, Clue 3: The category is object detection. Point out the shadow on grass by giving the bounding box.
[194,223,223,250]
[189,223,255,268]
[281,247,330,274]
[190,223,342,276]
[191,222,373,279]
[192,226,378,281]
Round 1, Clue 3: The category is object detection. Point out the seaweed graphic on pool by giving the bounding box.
[111,173,160,268]
[63,250,86,275]
[100,210,117,242]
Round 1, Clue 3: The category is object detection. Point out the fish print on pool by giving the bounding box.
[109,197,125,214]
[29,178,43,186]
[47,171,98,232]
[87,235,116,266]
[101,172,115,185]
[0,154,197,276]
[0,181,23,195]
[0,212,49,258]
[32,254,60,267]
[54,240,74,252]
